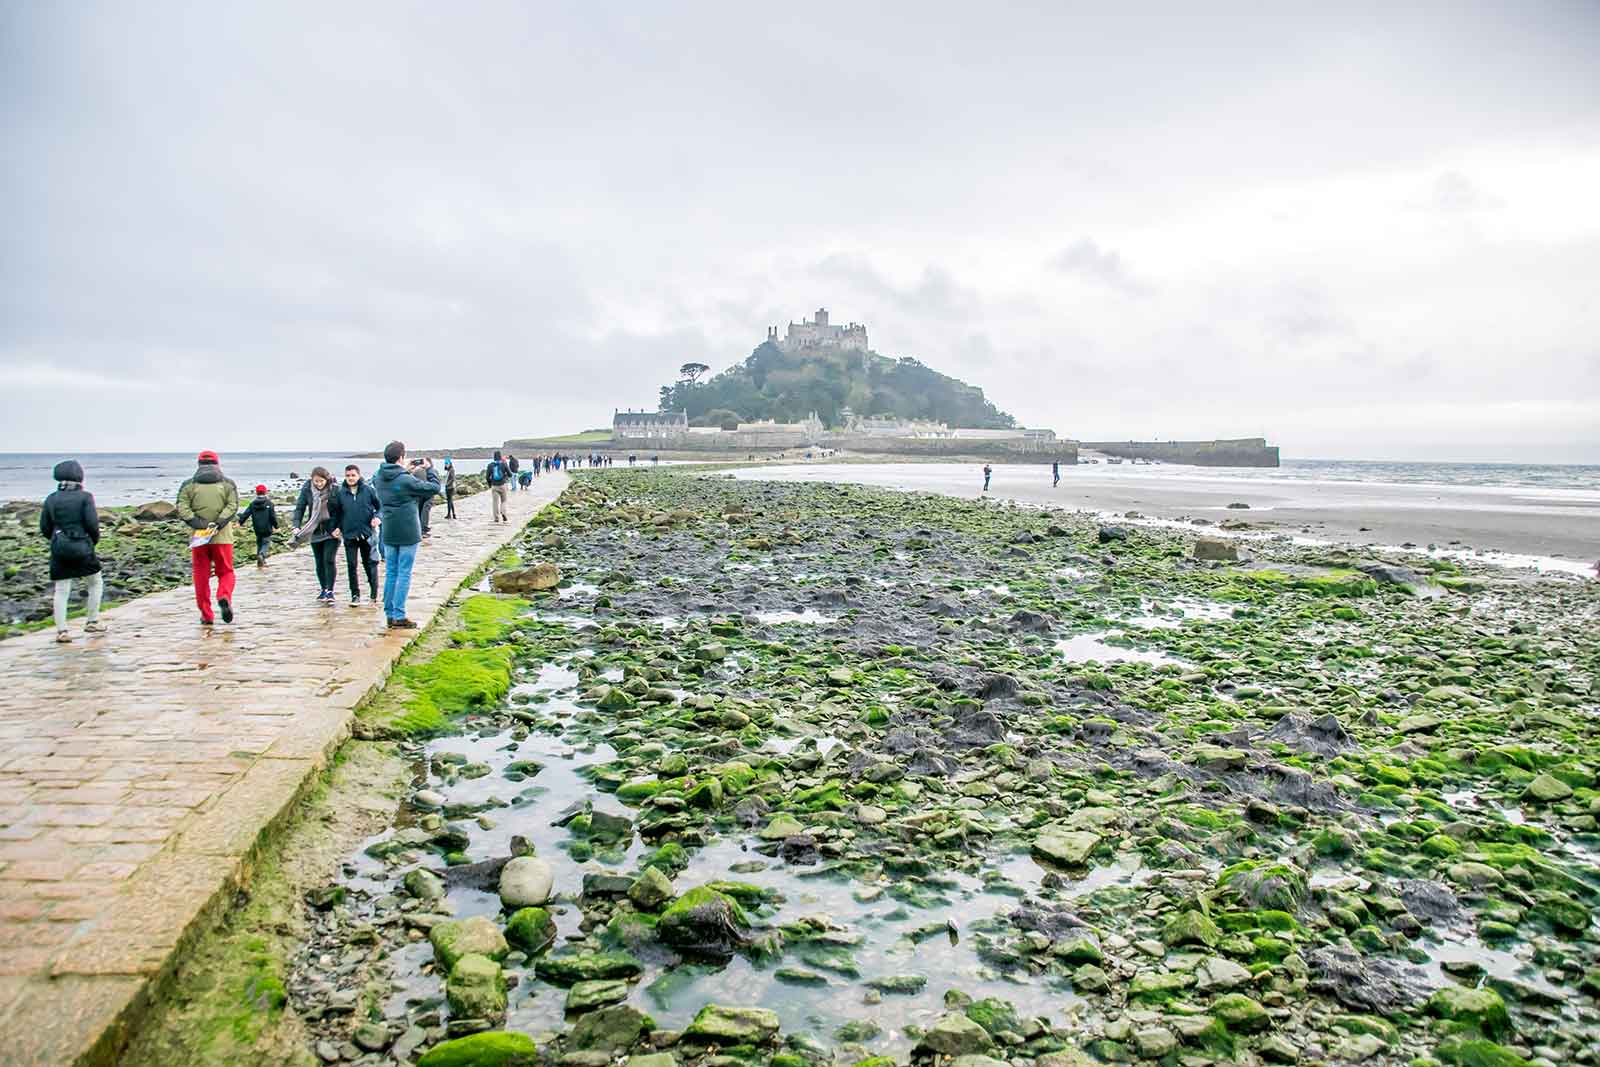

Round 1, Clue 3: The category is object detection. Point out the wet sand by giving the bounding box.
[730,461,1600,572]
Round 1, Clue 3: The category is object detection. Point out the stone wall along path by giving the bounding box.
[0,473,568,1065]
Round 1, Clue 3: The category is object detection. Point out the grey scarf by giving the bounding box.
[293,483,331,543]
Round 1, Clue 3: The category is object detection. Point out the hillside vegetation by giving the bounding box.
[656,341,1015,429]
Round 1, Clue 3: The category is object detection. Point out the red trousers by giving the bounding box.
[191,543,235,621]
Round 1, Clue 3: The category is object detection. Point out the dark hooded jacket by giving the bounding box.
[330,478,381,540]
[238,495,279,538]
[40,460,101,580]
[176,462,239,532]
[372,462,441,547]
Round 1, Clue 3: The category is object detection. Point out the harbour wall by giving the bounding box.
[1080,438,1280,467]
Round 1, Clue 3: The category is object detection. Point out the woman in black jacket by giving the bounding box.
[39,459,103,643]
[292,467,340,602]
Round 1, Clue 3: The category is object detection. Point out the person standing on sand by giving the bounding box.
[374,441,442,630]
[40,459,103,643]
[331,464,380,605]
[485,450,510,522]
[176,450,239,626]
[982,464,993,492]
[443,459,457,519]
[1052,461,1060,488]
[238,485,278,568]
[292,467,340,603]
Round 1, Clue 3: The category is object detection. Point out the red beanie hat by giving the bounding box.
[197,450,219,463]
[254,484,268,494]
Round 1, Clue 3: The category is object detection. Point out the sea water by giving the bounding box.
[0,451,377,505]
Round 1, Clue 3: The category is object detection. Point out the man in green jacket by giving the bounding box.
[176,450,240,625]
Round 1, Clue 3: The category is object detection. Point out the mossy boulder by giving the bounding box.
[1211,993,1269,1032]
[684,1003,780,1043]
[1218,860,1306,912]
[446,953,506,1020]
[569,1004,651,1050]
[915,1012,994,1056]
[416,1030,540,1067]
[533,951,643,985]
[1163,909,1222,948]
[1426,986,1510,1039]
[658,886,749,954]
[504,907,556,954]
[430,916,509,970]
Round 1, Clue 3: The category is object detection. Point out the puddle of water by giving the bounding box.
[753,609,836,626]
[1121,597,1232,629]
[557,582,601,599]
[1056,632,1187,667]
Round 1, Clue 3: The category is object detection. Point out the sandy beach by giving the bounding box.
[730,461,1600,572]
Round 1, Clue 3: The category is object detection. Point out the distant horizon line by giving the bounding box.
[0,449,1596,468]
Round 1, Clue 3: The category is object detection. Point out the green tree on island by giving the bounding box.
[657,341,1015,429]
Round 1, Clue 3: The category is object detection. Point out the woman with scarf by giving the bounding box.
[39,459,103,643]
[292,467,340,602]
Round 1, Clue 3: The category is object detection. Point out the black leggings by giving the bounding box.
[445,488,456,518]
[311,539,339,593]
[344,538,377,598]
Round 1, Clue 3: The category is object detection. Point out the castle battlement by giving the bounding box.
[767,307,868,354]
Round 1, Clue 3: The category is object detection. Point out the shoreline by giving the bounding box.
[727,461,1600,572]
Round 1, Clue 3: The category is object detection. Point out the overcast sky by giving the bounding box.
[3,1,1597,460]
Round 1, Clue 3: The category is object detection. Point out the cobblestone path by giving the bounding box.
[0,474,567,1064]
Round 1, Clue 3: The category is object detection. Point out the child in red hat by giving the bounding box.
[237,484,279,569]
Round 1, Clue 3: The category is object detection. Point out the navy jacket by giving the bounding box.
[330,479,380,540]
[40,487,101,580]
[238,497,279,538]
[372,462,441,547]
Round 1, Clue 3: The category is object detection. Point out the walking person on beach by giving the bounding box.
[443,459,457,519]
[238,485,278,568]
[292,467,340,603]
[982,464,993,492]
[485,450,510,522]
[374,441,442,630]
[331,464,380,604]
[1052,461,1060,488]
[40,459,103,643]
[176,450,239,626]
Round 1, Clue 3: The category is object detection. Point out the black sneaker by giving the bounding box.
[218,598,232,623]
[200,617,214,626]
[351,594,360,605]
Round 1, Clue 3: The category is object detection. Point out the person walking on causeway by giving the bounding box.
[331,464,381,604]
[238,485,278,568]
[177,450,239,626]
[374,441,442,630]
[292,467,341,602]
[443,458,457,519]
[485,450,510,522]
[40,459,103,643]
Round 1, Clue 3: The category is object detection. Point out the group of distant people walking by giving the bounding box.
[39,442,489,642]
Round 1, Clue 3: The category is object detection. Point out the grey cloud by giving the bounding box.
[1050,240,1152,297]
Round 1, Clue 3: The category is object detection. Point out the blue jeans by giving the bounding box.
[382,542,418,621]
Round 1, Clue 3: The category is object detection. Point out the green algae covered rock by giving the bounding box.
[1523,772,1572,804]
[658,886,749,953]
[1031,828,1101,867]
[1437,1038,1530,1067]
[1218,860,1307,911]
[1212,992,1269,1032]
[1163,909,1222,948]
[684,1003,780,1043]
[964,996,1022,1035]
[915,1012,994,1056]
[503,907,556,954]
[569,1004,651,1050]
[417,1030,540,1067]
[446,953,506,1020]
[430,915,509,970]
[1426,985,1510,1039]
[534,951,643,985]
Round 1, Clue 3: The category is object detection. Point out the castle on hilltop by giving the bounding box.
[766,307,868,354]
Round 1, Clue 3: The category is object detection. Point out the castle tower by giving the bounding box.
[814,308,829,327]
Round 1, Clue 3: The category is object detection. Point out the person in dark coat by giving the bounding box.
[373,441,442,629]
[443,458,457,519]
[292,467,340,602]
[39,459,103,643]
[238,485,279,568]
[330,464,381,604]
